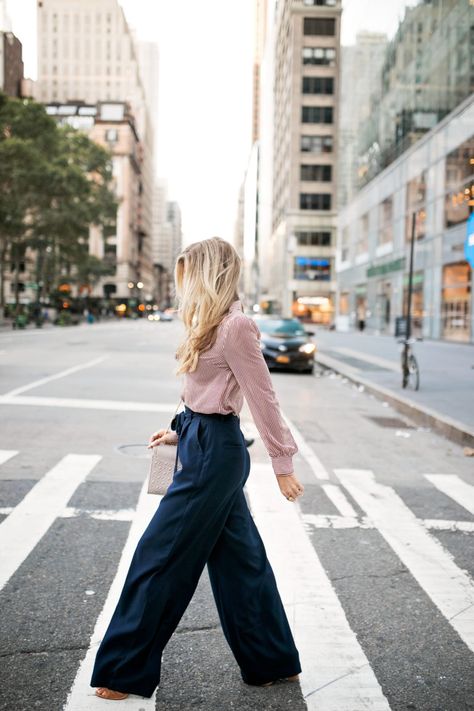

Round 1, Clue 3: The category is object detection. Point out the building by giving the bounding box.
[337,94,474,343]
[2,100,147,309]
[261,0,341,322]
[0,31,24,97]
[236,0,268,309]
[338,31,387,209]
[152,180,183,309]
[35,0,155,298]
[358,0,474,187]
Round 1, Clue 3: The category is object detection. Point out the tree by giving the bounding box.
[0,93,117,314]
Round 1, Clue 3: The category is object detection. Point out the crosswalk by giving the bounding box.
[0,446,473,710]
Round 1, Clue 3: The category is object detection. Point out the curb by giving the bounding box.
[316,352,474,449]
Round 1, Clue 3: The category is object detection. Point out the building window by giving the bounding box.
[356,212,369,254]
[303,17,336,36]
[302,106,333,123]
[299,193,332,210]
[304,0,337,5]
[301,134,333,153]
[406,171,427,240]
[295,231,331,246]
[302,47,336,66]
[378,196,393,245]
[105,129,118,143]
[341,225,349,262]
[302,77,334,94]
[300,164,332,181]
[294,257,331,281]
[444,136,474,228]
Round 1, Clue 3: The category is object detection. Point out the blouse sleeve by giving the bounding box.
[222,315,298,477]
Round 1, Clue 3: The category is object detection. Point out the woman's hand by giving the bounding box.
[147,429,178,449]
[276,473,304,502]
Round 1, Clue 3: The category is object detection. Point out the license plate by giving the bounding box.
[276,355,290,363]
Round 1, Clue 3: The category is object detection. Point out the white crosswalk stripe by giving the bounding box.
[246,462,391,711]
[424,474,474,516]
[63,479,159,710]
[0,449,18,466]
[1,448,473,709]
[0,453,101,591]
[335,468,474,653]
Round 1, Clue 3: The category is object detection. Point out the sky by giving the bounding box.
[5,0,412,246]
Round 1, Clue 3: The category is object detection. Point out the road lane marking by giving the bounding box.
[321,484,357,516]
[61,507,136,521]
[246,463,391,711]
[335,469,474,652]
[280,412,329,480]
[63,480,158,710]
[0,449,18,465]
[0,454,101,591]
[424,474,474,516]
[302,513,474,533]
[0,394,181,413]
[2,356,109,397]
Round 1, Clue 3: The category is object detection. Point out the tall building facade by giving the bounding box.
[0,31,23,97]
[152,180,183,309]
[35,0,155,300]
[337,94,474,343]
[358,0,474,187]
[336,0,474,343]
[338,32,387,209]
[268,0,341,322]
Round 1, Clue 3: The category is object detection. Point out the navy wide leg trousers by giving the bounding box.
[90,405,301,697]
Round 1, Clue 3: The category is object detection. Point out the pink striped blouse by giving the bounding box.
[180,298,298,477]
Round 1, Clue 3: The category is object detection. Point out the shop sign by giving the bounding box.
[367,257,405,278]
[465,213,474,268]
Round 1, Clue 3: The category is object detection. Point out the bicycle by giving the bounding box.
[398,337,420,391]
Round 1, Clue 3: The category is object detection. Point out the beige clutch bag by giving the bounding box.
[148,399,183,495]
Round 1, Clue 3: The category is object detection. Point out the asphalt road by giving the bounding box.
[0,318,473,711]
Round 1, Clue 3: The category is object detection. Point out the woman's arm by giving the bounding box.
[222,315,298,477]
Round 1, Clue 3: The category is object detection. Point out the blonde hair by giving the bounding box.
[173,237,242,375]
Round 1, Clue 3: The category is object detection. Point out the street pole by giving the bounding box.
[402,210,416,387]
[406,210,416,342]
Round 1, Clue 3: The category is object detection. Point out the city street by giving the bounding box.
[315,329,474,440]
[0,319,473,711]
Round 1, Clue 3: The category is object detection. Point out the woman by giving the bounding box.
[91,237,304,701]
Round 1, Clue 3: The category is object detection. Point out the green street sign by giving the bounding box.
[26,282,38,289]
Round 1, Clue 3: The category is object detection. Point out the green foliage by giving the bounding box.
[0,92,118,309]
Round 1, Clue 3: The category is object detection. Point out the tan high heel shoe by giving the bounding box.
[95,687,129,701]
[260,673,300,687]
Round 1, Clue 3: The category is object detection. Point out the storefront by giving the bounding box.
[292,295,334,325]
[441,262,471,342]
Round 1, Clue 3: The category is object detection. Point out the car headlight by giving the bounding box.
[299,343,316,354]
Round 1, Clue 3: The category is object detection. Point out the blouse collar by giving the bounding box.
[228,299,242,312]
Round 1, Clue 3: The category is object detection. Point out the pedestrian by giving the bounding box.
[91,236,304,700]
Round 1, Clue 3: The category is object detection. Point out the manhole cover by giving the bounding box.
[366,416,414,429]
[116,443,151,459]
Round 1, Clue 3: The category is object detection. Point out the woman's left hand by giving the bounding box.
[276,473,304,502]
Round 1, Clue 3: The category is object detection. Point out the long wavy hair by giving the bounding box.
[173,237,242,375]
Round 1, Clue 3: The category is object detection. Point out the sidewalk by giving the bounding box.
[314,329,474,447]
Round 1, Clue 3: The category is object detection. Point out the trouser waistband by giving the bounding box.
[183,404,238,420]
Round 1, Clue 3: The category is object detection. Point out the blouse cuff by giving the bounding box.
[271,455,294,477]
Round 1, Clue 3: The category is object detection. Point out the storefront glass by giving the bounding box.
[441,262,471,342]
[402,271,424,338]
[445,135,474,227]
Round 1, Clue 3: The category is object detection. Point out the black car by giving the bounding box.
[252,316,316,374]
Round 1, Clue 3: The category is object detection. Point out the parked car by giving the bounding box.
[252,315,316,374]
